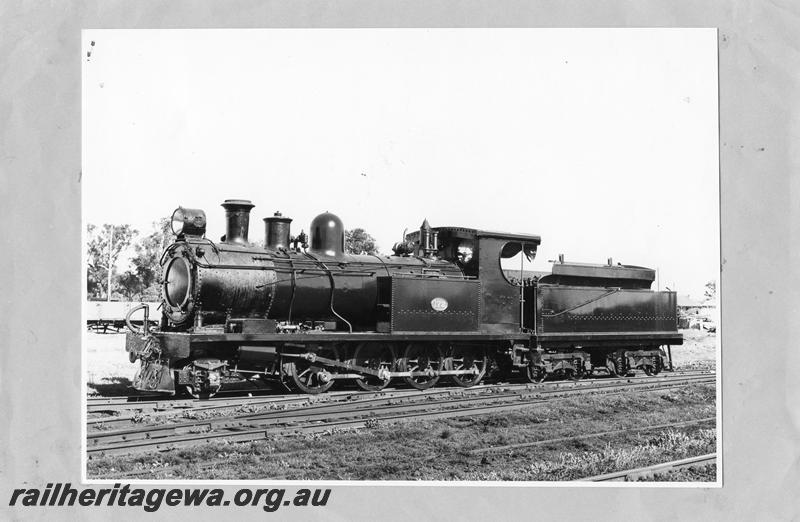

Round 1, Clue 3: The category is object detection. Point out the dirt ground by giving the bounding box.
[85,332,136,395]
[671,328,717,370]
[85,328,717,395]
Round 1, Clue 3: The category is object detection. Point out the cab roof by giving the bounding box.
[407,226,542,245]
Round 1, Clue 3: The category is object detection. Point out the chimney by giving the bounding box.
[221,199,255,245]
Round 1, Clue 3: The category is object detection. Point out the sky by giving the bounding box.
[82,28,719,297]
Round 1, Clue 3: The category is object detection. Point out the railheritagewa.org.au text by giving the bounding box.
[9,483,331,512]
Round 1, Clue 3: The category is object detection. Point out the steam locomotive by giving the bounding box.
[125,199,682,396]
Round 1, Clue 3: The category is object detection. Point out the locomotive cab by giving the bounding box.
[408,227,542,333]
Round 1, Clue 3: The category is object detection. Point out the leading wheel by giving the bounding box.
[286,346,339,394]
[178,361,222,399]
[565,368,584,381]
[401,343,443,390]
[449,345,488,388]
[525,364,546,383]
[185,388,215,400]
[352,342,396,392]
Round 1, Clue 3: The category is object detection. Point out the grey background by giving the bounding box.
[1,1,797,520]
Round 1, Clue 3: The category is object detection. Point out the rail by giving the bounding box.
[87,372,715,457]
[581,453,717,482]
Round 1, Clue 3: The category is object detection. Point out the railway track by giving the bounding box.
[581,453,717,481]
[99,418,717,480]
[87,371,714,457]
[86,369,713,415]
[87,384,497,426]
[86,371,713,428]
[86,387,281,413]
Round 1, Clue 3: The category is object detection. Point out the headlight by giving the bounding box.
[170,207,207,237]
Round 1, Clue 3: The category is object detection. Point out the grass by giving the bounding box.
[87,383,716,482]
[520,427,717,481]
[646,463,716,482]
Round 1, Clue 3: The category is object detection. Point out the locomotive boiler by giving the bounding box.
[125,199,682,396]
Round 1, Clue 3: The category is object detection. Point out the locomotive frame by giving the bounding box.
[125,199,682,396]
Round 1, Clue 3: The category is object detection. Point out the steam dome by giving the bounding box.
[309,212,345,257]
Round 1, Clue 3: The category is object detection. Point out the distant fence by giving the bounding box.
[86,301,161,333]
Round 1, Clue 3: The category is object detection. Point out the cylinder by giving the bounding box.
[221,199,254,245]
[264,211,292,251]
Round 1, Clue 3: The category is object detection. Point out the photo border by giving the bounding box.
[2,1,797,519]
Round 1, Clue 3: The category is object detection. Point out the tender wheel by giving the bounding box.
[643,363,659,376]
[614,352,629,377]
[525,364,546,383]
[450,345,488,388]
[401,343,443,390]
[286,346,339,394]
[352,342,396,392]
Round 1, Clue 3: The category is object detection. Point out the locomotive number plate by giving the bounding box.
[430,297,449,311]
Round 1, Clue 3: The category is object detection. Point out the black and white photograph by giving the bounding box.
[81,28,720,483]
[5,1,800,519]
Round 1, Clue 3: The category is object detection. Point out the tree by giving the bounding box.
[117,218,171,301]
[115,271,144,301]
[345,228,378,255]
[703,280,717,303]
[86,223,136,300]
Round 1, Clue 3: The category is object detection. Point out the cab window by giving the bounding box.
[500,241,537,285]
